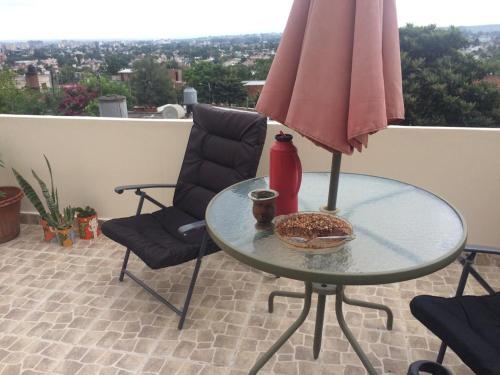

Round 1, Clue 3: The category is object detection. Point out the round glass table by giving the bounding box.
[206,173,467,374]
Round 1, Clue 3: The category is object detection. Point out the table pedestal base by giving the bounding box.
[250,283,393,375]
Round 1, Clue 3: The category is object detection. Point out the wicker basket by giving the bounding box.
[0,187,23,244]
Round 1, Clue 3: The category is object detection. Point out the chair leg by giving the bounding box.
[119,248,131,282]
[436,342,447,364]
[119,195,143,283]
[178,232,209,330]
[436,254,473,363]
[468,266,496,295]
[435,254,495,364]
[117,233,209,330]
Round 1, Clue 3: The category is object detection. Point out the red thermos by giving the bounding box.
[270,132,302,215]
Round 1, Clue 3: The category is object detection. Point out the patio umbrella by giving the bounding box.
[256,0,405,211]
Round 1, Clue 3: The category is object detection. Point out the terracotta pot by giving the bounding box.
[76,214,100,240]
[56,227,74,247]
[40,219,56,242]
[0,186,23,244]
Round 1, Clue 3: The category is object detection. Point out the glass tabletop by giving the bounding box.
[206,173,467,285]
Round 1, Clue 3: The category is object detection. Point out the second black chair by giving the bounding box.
[409,245,500,375]
[102,104,267,329]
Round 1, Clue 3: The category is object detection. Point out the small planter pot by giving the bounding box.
[0,187,23,244]
[56,227,74,247]
[40,219,57,242]
[76,214,100,240]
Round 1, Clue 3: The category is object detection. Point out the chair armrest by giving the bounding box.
[114,184,176,194]
[178,220,206,236]
[464,244,500,256]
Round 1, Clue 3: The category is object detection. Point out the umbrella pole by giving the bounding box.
[327,151,342,211]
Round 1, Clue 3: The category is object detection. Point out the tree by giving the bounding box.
[104,54,131,75]
[217,74,247,105]
[131,57,176,106]
[55,53,75,67]
[0,70,19,114]
[57,85,97,116]
[252,58,273,80]
[400,25,500,126]
[33,49,47,60]
[58,65,77,84]
[228,64,252,81]
[0,69,60,115]
[184,61,247,106]
[80,73,136,115]
[482,38,500,75]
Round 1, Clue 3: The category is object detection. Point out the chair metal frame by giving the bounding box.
[407,360,452,375]
[114,184,208,330]
[408,245,499,374]
[436,244,499,363]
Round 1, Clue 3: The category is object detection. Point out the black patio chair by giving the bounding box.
[408,245,500,375]
[101,104,267,329]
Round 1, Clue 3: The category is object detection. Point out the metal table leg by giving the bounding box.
[266,283,391,373]
[313,293,326,359]
[311,283,337,359]
[342,293,393,330]
[250,282,313,375]
[268,290,306,313]
[336,285,377,375]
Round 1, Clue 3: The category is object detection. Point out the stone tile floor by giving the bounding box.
[0,225,499,375]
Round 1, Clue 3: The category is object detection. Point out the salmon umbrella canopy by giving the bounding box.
[256,0,405,210]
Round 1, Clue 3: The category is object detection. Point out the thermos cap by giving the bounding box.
[275,131,293,142]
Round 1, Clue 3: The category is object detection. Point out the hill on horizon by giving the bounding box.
[459,24,500,33]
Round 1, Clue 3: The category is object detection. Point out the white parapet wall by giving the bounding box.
[1,114,500,247]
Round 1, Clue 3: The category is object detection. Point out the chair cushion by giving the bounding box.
[101,207,218,269]
[173,104,267,219]
[103,105,266,270]
[410,293,500,375]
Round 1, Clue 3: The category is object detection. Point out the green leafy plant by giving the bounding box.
[12,155,74,229]
[12,168,49,220]
[76,206,96,218]
[59,206,76,229]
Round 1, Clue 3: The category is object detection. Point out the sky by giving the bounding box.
[0,0,499,41]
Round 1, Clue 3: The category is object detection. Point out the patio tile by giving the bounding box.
[0,225,493,374]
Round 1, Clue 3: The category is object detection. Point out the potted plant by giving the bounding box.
[55,206,76,247]
[12,155,75,246]
[0,155,24,244]
[75,206,100,240]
